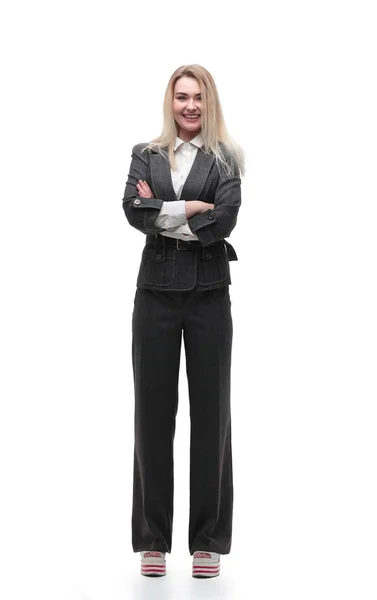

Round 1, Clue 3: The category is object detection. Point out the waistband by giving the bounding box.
[145,234,238,261]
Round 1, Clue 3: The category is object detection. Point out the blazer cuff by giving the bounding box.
[132,196,165,233]
[187,209,217,246]
[132,197,164,210]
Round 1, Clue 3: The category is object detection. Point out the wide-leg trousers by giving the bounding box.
[131,285,234,555]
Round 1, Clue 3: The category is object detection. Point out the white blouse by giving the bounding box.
[153,132,205,241]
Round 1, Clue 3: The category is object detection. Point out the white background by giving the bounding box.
[1,1,376,599]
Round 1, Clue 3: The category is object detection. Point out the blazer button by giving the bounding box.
[156,253,162,260]
[134,198,141,205]
[205,252,212,259]
[208,213,214,219]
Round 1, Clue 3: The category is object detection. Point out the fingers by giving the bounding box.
[136,180,150,190]
[136,179,154,198]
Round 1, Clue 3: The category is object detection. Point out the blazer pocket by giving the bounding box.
[142,246,176,286]
[197,246,229,285]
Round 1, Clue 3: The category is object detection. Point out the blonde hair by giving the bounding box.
[142,64,246,179]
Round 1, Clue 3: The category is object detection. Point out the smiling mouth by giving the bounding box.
[183,114,200,120]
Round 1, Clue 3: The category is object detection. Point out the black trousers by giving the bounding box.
[131,285,234,555]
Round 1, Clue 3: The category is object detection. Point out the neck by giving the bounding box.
[178,129,201,143]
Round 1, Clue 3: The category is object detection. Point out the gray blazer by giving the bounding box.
[122,143,242,291]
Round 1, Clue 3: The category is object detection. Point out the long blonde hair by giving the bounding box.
[142,64,246,179]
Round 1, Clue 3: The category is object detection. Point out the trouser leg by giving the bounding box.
[183,286,234,555]
[131,289,183,553]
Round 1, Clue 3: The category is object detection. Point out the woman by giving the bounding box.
[122,64,245,578]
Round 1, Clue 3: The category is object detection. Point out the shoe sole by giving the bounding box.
[141,556,166,577]
[192,558,220,578]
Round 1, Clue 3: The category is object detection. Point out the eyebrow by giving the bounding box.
[175,92,201,96]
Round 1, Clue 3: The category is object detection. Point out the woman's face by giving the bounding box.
[172,76,202,141]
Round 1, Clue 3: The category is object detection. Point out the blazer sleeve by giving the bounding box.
[122,143,167,235]
[186,163,242,247]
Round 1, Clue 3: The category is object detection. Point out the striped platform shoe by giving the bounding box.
[192,551,221,578]
[140,550,166,577]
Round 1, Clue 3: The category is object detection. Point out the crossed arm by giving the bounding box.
[122,144,241,246]
[136,180,214,236]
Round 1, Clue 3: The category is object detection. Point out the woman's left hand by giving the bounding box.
[136,180,154,198]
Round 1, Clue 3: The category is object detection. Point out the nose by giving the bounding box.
[186,99,197,110]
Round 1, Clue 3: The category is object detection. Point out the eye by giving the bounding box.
[177,96,202,100]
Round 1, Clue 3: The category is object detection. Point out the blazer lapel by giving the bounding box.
[149,146,215,202]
